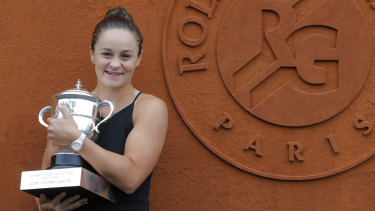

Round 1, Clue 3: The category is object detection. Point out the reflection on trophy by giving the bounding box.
[38,79,113,169]
[20,79,116,204]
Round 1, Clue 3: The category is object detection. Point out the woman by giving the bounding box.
[38,7,168,211]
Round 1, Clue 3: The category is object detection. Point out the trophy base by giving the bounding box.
[20,167,115,204]
[50,153,87,169]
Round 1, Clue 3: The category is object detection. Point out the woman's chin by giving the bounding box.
[100,79,125,89]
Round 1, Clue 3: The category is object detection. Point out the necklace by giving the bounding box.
[123,86,134,106]
[93,86,135,116]
[114,86,134,114]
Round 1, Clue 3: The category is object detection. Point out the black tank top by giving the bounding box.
[79,92,151,211]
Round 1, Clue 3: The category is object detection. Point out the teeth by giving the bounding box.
[106,71,121,76]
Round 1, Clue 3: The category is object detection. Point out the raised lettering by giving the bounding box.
[178,16,207,47]
[244,135,262,156]
[369,0,375,9]
[288,142,304,162]
[326,135,339,154]
[213,112,234,130]
[354,116,372,136]
[287,0,302,6]
[178,47,207,74]
[186,0,219,18]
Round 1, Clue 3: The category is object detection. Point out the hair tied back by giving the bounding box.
[91,7,143,56]
[104,7,133,23]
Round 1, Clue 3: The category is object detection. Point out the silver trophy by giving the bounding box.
[38,79,114,168]
[20,79,116,203]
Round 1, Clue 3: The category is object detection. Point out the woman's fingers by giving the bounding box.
[63,197,88,211]
[59,194,80,207]
[37,193,88,211]
[38,194,49,205]
[59,106,74,121]
[50,192,67,206]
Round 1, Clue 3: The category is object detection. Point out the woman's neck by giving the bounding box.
[92,83,135,112]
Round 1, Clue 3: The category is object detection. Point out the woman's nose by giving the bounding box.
[109,57,121,68]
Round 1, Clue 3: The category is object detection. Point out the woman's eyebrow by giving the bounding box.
[99,48,113,51]
[121,49,134,53]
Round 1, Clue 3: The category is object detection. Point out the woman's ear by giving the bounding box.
[136,50,143,67]
[90,47,95,64]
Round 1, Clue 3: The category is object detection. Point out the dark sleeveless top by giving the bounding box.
[78,92,152,211]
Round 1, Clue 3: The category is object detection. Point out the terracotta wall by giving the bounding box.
[2,0,375,210]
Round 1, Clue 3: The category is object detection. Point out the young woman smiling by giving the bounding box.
[38,7,168,211]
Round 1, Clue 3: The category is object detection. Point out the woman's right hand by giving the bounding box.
[38,192,88,211]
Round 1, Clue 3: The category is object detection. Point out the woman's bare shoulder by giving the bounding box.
[134,93,168,117]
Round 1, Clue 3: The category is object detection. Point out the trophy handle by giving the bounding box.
[38,106,52,127]
[95,100,114,133]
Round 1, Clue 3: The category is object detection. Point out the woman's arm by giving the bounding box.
[41,138,59,170]
[47,95,168,194]
[79,96,168,194]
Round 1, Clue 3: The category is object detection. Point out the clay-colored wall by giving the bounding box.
[2,0,375,210]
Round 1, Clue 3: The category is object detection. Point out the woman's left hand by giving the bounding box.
[47,106,81,146]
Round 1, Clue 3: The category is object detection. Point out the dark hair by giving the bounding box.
[91,7,143,56]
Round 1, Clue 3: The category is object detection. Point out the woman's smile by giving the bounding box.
[104,70,124,77]
[92,28,141,88]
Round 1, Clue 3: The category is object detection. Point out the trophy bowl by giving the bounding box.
[38,79,114,168]
[20,79,116,204]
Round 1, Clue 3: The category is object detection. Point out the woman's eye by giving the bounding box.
[121,54,131,58]
[102,52,112,57]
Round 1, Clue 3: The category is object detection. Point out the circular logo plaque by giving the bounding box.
[163,0,375,180]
